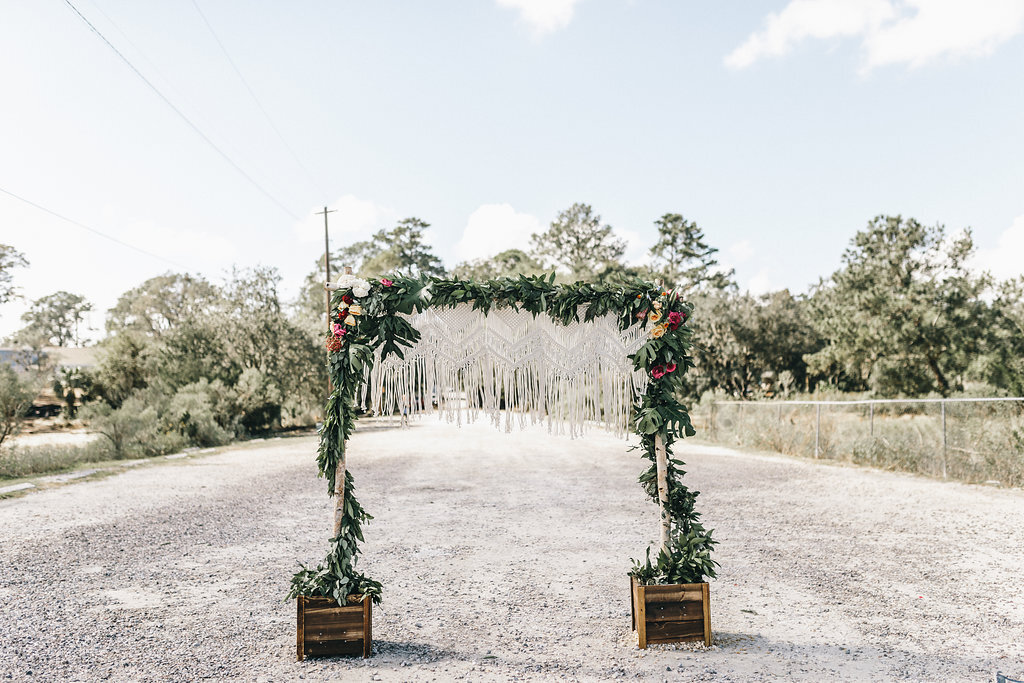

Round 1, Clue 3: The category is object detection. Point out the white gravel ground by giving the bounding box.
[1,419,1022,682]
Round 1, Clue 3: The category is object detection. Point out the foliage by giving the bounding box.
[286,471,382,605]
[294,270,714,604]
[13,291,93,347]
[806,216,989,397]
[649,214,734,292]
[52,367,91,419]
[0,244,28,306]
[452,249,545,281]
[530,203,626,281]
[685,289,822,398]
[81,395,179,458]
[0,365,37,449]
[106,273,219,337]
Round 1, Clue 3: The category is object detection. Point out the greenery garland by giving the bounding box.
[289,272,717,605]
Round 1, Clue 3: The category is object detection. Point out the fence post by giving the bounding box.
[869,402,874,437]
[814,404,821,458]
[941,401,947,479]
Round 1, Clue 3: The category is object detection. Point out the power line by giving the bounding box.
[0,185,189,270]
[190,0,323,194]
[62,0,302,222]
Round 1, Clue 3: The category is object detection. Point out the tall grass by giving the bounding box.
[692,398,1024,488]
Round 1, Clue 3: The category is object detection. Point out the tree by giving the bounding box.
[452,249,545,280]
[530,203,626,281]
[0,244,28,305]
[360,218,446,278]
[298,218,447,321]
[805,215,988,396]
[649,214,734,292]
[14,291,93,347]
[106,273,219,337]
[972,277,1024,395]
[0,364,36,448]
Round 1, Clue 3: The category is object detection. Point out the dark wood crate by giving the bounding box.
[296,595,372,660]
[630,576,710,648]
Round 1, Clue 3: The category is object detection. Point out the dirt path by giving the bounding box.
[1,420,1022,681]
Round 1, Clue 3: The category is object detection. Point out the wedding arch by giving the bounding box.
[289,272,718,657]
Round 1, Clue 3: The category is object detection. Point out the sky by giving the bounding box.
[2,0,1023,342]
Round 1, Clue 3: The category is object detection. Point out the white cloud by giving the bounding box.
[496,0,583,36]
[863,0,1024,69]
[972,214,1024,281]
[293,194,395,245]
[455,203,542,262]
[726,0,1024,71]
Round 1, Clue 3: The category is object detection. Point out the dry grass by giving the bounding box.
[692,400,1024,488]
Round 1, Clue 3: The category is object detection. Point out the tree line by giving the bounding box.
[3,203,1023,454]
[302,205,1024,399]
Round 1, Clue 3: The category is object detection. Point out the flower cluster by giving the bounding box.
[326,278,372,352]
[336,273,371,298]
[634,291,689,370]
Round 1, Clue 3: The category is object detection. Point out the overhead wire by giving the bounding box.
[0,185,189,271]
[190,0,324,195]
[62,0,303,223]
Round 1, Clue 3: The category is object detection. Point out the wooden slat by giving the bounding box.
[647,632,706,645]
[303,624,364,642]
[645,619,705,641]
[296,596,305,662]
[304,640,363,657]
[701,583,712,646]
[636,584,647,649]
[643,585,705,604]
[645,601,704,623]
[304,608,364,629]
[362,598,372,658]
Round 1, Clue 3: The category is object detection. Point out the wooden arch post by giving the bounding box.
[654,433,670,554]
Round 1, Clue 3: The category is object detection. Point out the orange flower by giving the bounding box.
[651,323,667,338]
[649,310,662,323]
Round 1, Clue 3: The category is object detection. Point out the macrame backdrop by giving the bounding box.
[367,303,649,437]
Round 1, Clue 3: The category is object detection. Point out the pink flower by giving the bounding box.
[332,323,344,336]
[667,311,683,330]
[666,363,677,373]
[381,278,393,287]
[636,309,648,320]
[651,365,667,379]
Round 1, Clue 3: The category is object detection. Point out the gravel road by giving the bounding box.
[1,419,1022,682]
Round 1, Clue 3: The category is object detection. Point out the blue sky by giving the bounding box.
[2,0,1023,341]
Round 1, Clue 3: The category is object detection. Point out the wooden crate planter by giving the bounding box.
[296,595,372,660]
[630,577,711,648]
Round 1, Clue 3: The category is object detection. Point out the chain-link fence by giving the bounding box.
[693,398,1024,487]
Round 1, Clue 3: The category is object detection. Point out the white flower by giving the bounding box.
[336,273,371,298]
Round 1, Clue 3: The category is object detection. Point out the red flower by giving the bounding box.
[381,278,393,287]
[341,294,353,305]
[667,311,683,330]
[666,363,677,373]
[325,336,342,353]
[651,365,667,379]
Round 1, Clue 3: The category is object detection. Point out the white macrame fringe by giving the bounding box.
[365,304,649,438]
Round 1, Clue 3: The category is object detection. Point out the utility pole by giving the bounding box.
[315,206,337,335]
[316,206,337,399]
